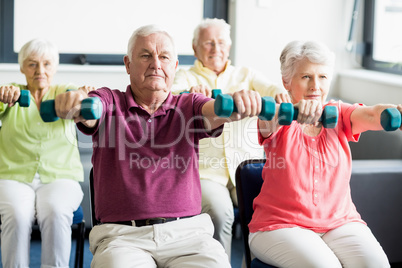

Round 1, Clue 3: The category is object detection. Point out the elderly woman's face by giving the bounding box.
[21,54,56,91]
[284,58,332,104]
[193,26,231,75]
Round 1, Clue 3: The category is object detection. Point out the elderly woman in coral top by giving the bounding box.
[249,40,402,268]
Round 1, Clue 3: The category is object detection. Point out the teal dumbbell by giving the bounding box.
[213,90,276,121]
[380,108,401,131]
[278,103,338,128]
[17,90,31,107]
[40,90,102,123]
[211,89,221,99]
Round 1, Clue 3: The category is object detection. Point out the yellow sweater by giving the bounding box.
[173,60,284,186]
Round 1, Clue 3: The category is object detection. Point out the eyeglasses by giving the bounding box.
[201,40,227,48]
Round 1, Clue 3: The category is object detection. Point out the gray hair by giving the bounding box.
[127,24,177,61]
[18,39,59,68]
[192,18,232,47]
[280,41,335,84]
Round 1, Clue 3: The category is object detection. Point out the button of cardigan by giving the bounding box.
[148,119,152,123]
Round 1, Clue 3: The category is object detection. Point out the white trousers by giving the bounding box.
[200,179,235,260]
[249,222,390,268]
[89,213,231,268]
[0,175,83,268]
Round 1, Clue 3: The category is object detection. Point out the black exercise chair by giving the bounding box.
[235,159,275,268]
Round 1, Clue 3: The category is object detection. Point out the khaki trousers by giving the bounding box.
[89,213,231,268]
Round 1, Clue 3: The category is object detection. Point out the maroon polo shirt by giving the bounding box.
[78,86,222,223]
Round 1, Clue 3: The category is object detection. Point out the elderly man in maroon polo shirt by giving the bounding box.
[53,24,263,267]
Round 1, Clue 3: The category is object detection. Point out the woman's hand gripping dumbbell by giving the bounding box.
[278,101,339,128]
[40,87,102,123]
[0,86,31,107]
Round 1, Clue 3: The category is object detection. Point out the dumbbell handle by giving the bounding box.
[17,90,31,107]
[40,90,102,123]
[278,103,338,128]
[381,108,401,131]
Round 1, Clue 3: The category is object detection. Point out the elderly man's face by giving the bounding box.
[193,26,231,75]
[21,55,56,91]
[124,33,178,93]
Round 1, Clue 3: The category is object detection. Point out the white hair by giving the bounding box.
[192,18,232,47]
[18,39,59,68]
[280,40,335,84]
[127,24,177,61]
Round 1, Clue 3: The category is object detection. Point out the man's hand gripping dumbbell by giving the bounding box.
[40,87,101,123]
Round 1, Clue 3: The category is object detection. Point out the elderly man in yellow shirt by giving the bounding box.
[172,18,289,259]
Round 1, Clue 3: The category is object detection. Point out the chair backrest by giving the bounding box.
[89,168,100,227]
[235,159,266,268]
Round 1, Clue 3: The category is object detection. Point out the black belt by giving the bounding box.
[104,215,194,227]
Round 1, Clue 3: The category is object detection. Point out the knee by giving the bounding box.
[347,251,390,268]
[202,192,234,218]
[36,202,73,227]
[203,202,234,225]
[1,206,34,232]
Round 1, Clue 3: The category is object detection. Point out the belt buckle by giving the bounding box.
[145,217,167,225]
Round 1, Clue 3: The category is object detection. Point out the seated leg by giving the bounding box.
[0,179,36,267]
[323,222,389,268]
[36,178,84,267]
[249,227,342,268]
[201,179,234,259]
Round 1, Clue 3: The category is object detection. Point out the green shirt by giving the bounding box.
[0,83,84,183]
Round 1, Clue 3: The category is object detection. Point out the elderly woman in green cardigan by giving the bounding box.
[0,39,93,268]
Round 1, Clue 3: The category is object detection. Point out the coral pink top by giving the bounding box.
[249,101,366,233]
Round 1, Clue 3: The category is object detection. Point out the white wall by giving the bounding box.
[14,0,203,55]
[229,0,352,86]
[338,69,402,105]
[1,0,402,104]
[0,64,129,90]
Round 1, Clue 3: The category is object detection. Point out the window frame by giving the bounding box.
[0,0,228,65]
[362,0,402,75]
